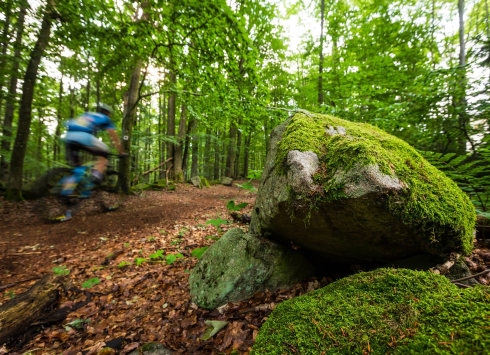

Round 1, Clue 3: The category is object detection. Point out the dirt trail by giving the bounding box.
[0,183,251,279]
[0,181,325,355]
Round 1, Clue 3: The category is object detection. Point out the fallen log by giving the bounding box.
[132,157,172,183]
[0,274,69,347]
[430,253,461,275]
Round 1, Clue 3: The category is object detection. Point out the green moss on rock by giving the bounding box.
[276,112,475,255]
[251,268,490,355]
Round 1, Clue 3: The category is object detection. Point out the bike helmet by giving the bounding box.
[98,102,113,115]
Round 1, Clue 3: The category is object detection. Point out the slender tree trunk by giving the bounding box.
[204,128,211,179]
[159,92,166,179]
[173,104,186,182]
[485,0,490,38]
[37,111,43,164]
[226,121,237,178]
[182,114,193,173]
[244,130,252,178]
[0,0,12,121]
[6,0,56,200]
[318,0,325,106]
[54,69,63,162]
[85,78,90,112]
[457,0,468,154]
[166,71,176,179]
[214,129,220,180]
[431,0,436,70]
[0,0,26,181]
[96,58,101,111]
[191,120,198,178]
[234,119,242,179]
[119,60,142,193]
[69,79,74,118]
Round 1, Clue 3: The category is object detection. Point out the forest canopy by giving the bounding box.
[0,0,489,217]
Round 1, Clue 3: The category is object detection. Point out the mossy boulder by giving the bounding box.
[189,228,315,309]
[190,176,202,188]
[251,268,490,355]
[221,176,233,186]
[250,112,476,264]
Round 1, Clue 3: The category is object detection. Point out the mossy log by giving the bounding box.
[0,274,68,346]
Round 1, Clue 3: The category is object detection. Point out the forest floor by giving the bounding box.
[0,181,324,355]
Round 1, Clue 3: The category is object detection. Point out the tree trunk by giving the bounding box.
[182,114,194,173]
[204,128,211,179]
[226,121,237,178]
[37,111,43,164]
[69,80,74,118]
[0,0,26,181]
[191,120,199,178]
[119,60,142,193]
[485,0,490,38]
[0,274,68,347]
[243,130,252,178]
[54,66,63,162]
[457,0,468,154]
[234,119,242,179]
[166,72,176,179]
[85,78,90,112]
[96,58,101,111]
[159,92,166,179]
[318,0,325,106]
[6,0,56,200]
[0,0,12,121]
[214,129,220,180]
[173,103,186,182]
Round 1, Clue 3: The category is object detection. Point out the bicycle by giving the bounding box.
[40,154,128,222]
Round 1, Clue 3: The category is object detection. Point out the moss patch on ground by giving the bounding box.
[251,268,490,355]
[276,112,475,255]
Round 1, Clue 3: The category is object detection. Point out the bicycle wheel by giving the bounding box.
[96,170,127,211]
[37,169,82,222]
[40,195,81,222]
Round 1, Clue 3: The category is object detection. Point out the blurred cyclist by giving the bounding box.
[64,103,126,189]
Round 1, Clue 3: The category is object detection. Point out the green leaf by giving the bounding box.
[206,218,228,227]
[201,320,228,340]
[166,254,177,265]
[52,265,70,275]
[191,247,208,259]
[149,250,165,259]
[135,257,147,266]
[118,261,132,268]
[82,278,101,289]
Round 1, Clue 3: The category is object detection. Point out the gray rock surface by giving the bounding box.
[189,228,315,309]
[221,176,233,186]
[249,117,431,264]
[191,176,202,188]
[129,342,173,355]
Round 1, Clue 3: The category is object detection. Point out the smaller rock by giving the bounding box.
[190,176,202,188]
[221,176,233,186]
[189,228,315,309]
[128,342,172,355]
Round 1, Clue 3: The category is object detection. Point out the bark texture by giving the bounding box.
[0,274,68,346]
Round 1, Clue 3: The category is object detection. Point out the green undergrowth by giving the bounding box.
[276,112,475,255]
[251,268,490,355]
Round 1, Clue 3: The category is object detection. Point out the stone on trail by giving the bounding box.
[190,176,202,188]
[129,342,172,355]
[250,112,476,264]
[221,176,233,186]
[189,228,315,309]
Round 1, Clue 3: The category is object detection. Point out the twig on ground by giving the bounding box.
[0,276,42,291]
[430,253,461,275]
[454,283,473,289]
[282,341,301,354]
[450,269,490,283]
[133,157,173,183]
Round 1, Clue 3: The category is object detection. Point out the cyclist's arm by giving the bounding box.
[107,128,124,154]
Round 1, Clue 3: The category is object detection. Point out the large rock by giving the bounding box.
[251,268,489,355]
[250,112,475,264]
[189,228,314,309]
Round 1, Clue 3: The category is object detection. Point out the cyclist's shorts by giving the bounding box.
[65,131,109,166]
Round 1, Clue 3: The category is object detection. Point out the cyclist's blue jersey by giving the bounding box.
[65,112,116,135]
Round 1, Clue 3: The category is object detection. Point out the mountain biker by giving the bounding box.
[64,103,126,189]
